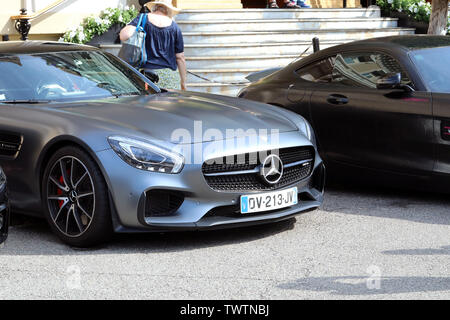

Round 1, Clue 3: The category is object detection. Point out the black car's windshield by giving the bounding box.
[0,50,158,103]
[410,46,450,93]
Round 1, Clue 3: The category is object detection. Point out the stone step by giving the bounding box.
[175,8,381,21]
[187,69,258,83]
[98,6,414,97]
[177,18,399,32]
[182,28,416,44]
[176,1,243,9]
[186,54,301,69]
[101,40,348,57]
[184,40,343,56]
[186,82,248,96]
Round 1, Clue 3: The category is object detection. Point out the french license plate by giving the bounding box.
[240,187,298,214]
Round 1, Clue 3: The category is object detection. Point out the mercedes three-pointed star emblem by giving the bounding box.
[260,154,284,185]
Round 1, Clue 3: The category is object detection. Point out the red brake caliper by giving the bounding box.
[57,175,64,208]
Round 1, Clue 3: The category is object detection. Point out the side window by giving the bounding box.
[295,56,335,83]
[332,52,412,88]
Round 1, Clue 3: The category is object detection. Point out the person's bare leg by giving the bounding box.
[176,52,187,91]
[284,0,300,8]
[268,0,279,8]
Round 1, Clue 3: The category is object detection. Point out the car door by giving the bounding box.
[287,56,336,151]
[308,51,433,176]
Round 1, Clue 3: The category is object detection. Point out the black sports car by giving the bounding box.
[0,166,9,244]
[239,36,450,191]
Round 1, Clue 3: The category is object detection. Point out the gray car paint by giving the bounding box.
[0,42,323,232]
[0,90,323,230]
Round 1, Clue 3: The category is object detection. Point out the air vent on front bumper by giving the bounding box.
[145,190,184,217]
[0,131,22,157]
[202,146,314,192]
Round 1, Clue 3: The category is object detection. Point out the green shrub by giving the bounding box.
[377,0,450,33]
[60,5,139,44]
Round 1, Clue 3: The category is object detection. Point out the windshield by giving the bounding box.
[0,50,158,103]
[410,46,450,93]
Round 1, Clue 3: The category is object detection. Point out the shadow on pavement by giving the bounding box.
[3,182,450,255]
[383,245,450,256]
[322,182,450,226]
[1,213,297,255]
[278,276,450,296]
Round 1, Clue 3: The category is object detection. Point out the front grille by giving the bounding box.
[145,190,184,217]
[202,146,314,174]
[202,146,314,192]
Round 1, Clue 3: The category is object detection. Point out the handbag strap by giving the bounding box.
[136,13,144,31]
[142,13,148,30]
[137,13,148,67]
[136,13,147,32]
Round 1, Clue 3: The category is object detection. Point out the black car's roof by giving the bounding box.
[339,35,450,51]
[0,41,98,55]
[286,35,450,73]
[271,35,450,92]
[305,35,450,62]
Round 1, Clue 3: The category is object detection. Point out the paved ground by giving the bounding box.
[0,184,450,299]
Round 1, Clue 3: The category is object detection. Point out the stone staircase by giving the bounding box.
[101,7,415,96]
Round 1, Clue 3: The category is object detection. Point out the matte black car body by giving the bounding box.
[240,35,450,191]
[0,41,324,246]
[0,166,9,244]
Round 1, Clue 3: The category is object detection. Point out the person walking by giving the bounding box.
[268,0,299,8]
[120,0,187,90]
[268,0,310,8]
[296,0,311,7]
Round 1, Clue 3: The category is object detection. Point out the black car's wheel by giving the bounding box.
[42,146,112,247]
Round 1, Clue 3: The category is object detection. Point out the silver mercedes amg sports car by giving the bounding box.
[0,41,324,247]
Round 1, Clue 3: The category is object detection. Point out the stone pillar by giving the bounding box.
[173,0,243,9]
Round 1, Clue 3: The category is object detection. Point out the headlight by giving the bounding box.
[0,166,6,191]
[272,107,315,143]
[294,117,315,143]
[108,136,184,174]
[237,88,246,98]
[304,120,314,142]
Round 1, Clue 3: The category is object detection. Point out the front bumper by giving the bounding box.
[95,132,325,232]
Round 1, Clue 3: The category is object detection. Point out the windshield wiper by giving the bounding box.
[1,99,50,104]
[113,92,141,98]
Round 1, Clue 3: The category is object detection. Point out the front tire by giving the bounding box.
[42,146,112,247]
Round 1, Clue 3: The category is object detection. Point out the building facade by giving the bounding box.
[174,0,359,9]
[1,0,360,41]
[1,0,140,40]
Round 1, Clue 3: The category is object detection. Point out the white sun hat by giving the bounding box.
[145,0,181,18]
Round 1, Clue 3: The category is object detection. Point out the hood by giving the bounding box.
[50,91,298,144]
[246,67,282,83]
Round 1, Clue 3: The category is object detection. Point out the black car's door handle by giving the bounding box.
[327,94,348,105]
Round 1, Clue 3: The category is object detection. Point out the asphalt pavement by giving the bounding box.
[0,184,449,299]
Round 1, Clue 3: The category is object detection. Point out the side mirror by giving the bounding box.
[376,73,401,90]
[141,69,159,84]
